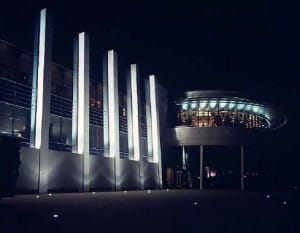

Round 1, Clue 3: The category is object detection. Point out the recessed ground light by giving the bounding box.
[52,214,59,218]
[92,192,96,195]
[124,190,127,193]
[166,189,169,191]
[48,193,52,196]
[147,190,151,194]
[283,201,287,205]
[36,195,40,199]
[266,195,270,198]
[193,202,198,205]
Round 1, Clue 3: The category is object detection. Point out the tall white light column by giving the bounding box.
[103,50,120,191]
[77,32,90,192]
[148,75,162,188]
[127,64,144,189]
[29,8,52,193]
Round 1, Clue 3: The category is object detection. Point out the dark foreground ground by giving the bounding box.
[0,190,299,233]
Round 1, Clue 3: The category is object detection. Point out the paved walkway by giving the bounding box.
[0,190,298,233]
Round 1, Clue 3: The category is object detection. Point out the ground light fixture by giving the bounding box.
[48,193,52,196]
[52,214,59,218]
[266,195,270,198]
[282,201,287,205]
[92,192,95,195]
[36,195,40,199]
[193,202,198,205]
[147,190,151,194]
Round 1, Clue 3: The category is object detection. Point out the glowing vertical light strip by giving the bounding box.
[35,9,47,149]
[108,50,117,158]
[77,33,85,154]
[149,75,161,163]
[131,64,140,161]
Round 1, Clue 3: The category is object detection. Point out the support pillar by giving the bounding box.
[77,32,90,192]
[241,145,245,191]
[146,75,162,188]
[127,64,144,189]
[182,146,187,171]
[30,9,52,194]
[200,145,204,190]
[103,50,120,191]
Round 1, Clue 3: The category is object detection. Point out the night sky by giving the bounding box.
[0,0,299,186]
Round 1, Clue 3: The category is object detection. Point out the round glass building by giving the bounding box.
[175,90,286,130]
[165,90,287,190]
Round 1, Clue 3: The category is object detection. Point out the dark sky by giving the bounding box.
[1,0,299,185]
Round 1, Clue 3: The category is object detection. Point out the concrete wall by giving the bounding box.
[89,155,115,190]
[17,147,39,191]
[17,147,159,192]
[144,162,159,189]
[120,159,139,190]
[47,150,82,191]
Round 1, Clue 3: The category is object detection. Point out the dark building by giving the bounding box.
[0,9,286,193]
[0,9,167,194]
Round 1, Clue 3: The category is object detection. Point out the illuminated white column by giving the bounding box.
[148,75,162,188]
[200,145,204,190]
[127,64,141,161]
[29,9,52,193]
[241,145,245,191]
[77,32,90,192]
[127,64,144,189]
[103,50,120,191]
[72,39,78,153]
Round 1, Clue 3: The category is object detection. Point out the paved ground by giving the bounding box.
[0,190,299,233]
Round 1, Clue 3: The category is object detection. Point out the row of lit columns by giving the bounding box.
[30,9,162,193]
[183,145,245,190]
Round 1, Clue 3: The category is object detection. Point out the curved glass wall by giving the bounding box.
[176,99,270,129]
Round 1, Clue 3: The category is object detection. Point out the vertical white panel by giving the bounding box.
[107,50,120,190]
[77,33,85,154]
[77,32,90,191]
[107,50,119,158]
[30,8,52,193]
[149,75,161,164]
[130,64,141,161]
[35,9,47,149]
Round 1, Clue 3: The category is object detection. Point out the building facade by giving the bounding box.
[0,9,167,193]
[164,90,287,190]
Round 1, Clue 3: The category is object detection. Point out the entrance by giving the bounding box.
[165,145,244,190]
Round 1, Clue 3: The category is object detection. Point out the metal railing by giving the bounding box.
[0,77,32,109]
